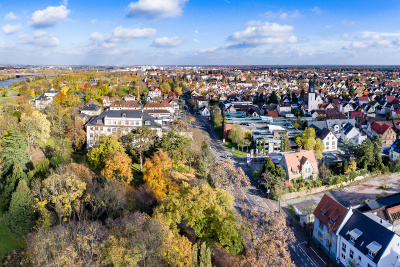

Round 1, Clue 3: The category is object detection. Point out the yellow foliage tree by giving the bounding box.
[101,151,133,185]
[143,150,177,200]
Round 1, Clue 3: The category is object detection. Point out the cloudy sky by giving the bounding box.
[1,0,400,65]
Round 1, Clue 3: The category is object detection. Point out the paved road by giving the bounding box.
[183,95,325,266]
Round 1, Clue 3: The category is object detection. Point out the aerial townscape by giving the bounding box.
[2,1,400,267]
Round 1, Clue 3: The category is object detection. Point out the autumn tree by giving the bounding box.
[210,105,223,127]
[318,162,332,185]
[20,110,51,159]
[87,135,126,170]
[143,150,176,200]
[0,112,18,139]
[295,127,325,159]
[160,82,171,94]
[4,180,34,239]
[157,131,191,163]
[102,212,192,267]
[0,128,29,176]
[66,119,86,151]
[156,182,244,255]
[209,159,250,201]
[239,211,294,266]
[40,169,86,223]
[101,151,133,184]
[228,124,245,150]
[127,126,158,171]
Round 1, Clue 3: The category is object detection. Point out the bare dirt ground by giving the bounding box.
[284,173,400,209]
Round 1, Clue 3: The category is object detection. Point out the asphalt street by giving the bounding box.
[184,95,326,267]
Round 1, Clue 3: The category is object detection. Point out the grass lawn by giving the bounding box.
[223,141,248,157]
[0,210,24,266]
[132,163,145,186]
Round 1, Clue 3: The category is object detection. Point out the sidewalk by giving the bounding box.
[284,210,340,267]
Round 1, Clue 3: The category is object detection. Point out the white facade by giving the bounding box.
[308,92,323,111]
[341,126,368,145]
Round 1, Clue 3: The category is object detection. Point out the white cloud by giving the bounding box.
[91,19,98,24]
[194,30,199,34]
[4,12,17,21]
[63,0,68,5]
[311,7,322,14]
[229,21,297,45]
[264,10,302,21]
[111,26,156,42]
[357,32,381,40]
[152,36,184,47]
[342,19,354,26]
[2,24,21,34]
[30,5,70,28]
[19,30,60,47]
[128,0,188,20]
[193,38,199,43]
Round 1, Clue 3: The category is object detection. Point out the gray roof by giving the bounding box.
[339,210,395,264]
[365,193,400,210]
[82,103,101,111]
[86,110,161,128]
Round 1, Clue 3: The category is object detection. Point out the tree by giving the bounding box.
[157,131,191,163]
[209,159,250,201]
[349,85,355,98]
[280,133,289,152]
[346,258,360,267]
[127,126,157,171]
[101,151,133,185]
[87,135,126,170]
[210,106,223,127]
[41,170,86,223]
[269,91,279,104]
[4,180,34,239]
[295,127,325,159]
[20,110,51,159]
[0,128,29,176]
[156,182,244,255]
[66,119,86,151]
[239,211,294,267]
[143,150,177,200]
[228,124,244,149]
[0,165,29,211]
[160,83,171,94]
[318,163,331,185]
[101,212,191,267]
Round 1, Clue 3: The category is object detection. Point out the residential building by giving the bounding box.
[35,89,59,110]
[109,100,140,110]
[368,122,397,148]
[144,101,174,114]
[199,106,210,117]
[341,122,368,145]
[277,104,292,116]
[85,110,162,149]
[317,128,338,152]
[147,89,162,102]
[390,138,400,161]
[81,103,102,116]
[338,210,400,267]
[313,194,353,260]
[279,150,318,181]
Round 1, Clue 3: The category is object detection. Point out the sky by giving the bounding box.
[1,0,400,66]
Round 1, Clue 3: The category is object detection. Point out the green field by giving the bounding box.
[223,141,248,157]
[0,210,24,266]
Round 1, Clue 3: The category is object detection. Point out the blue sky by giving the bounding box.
[1,0,400,65]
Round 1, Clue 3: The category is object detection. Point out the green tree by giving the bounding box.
[269,91,279,104]
[127,126,158,171]
[156,182,244,255]
[210,106,223,127]
[4,180,34,239]
[349,85,355,98]
[0,165,29,211]
[0,128,29,176]
[87,135,126,170]
[228,124,244,150]
[157,131,191,163]
[295,127,325,159]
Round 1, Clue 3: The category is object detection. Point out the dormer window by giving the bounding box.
[348,228,363,244]
[145,121,151,126]
[122,113,127,118]
[366,241,382,260]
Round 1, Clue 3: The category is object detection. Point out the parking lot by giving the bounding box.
[283,173,400,208]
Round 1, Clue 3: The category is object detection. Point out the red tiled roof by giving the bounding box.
[268,110,278,118]
[313,194,349,233]
[371,122,390,134]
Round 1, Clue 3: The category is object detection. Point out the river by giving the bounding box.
[0,76,34,88]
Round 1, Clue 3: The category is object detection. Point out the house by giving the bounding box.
[317,128,338,152]
[338,210,400,267]
[85,110,162,149]
[369,122,397,148]
[277,104,292,116]
[341,122,368,145]
[390,138,400,161]
[144,101,174,114]
[313,194,353,260]
[100,96,111,107]
[147,89,162,102]
[199,106,210,117]
[357,96,370,105]
[109,100,140,111]
[35,89,59,110]
[339,103,355,114]
[81,103,102,116]
[279,150,318,181]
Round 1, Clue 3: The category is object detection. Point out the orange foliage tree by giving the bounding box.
[101,151,133,185]
[143,150,176,200]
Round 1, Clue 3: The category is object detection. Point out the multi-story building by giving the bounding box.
[109,100,140,110]
[317,128,338,152]
[279,150,319,181]
[85,110,162,148]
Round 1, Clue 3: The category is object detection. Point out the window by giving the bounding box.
[135,121,139,125]
[90,133,93,137]
[107,128,111,132]
[95,127,98,130]
[319,220,324,230]
[318,231,323,240]
[332,141,335,146]
[342,253,346,260]
[125,121,129,125]
[145,121,151,126]
[350,249,354,259]
[368,264,372,267]
[100,127,103,131]
[112,128,116,133]
[90,127,93,130]
[342,243,346,252]
[358,256,361,262]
